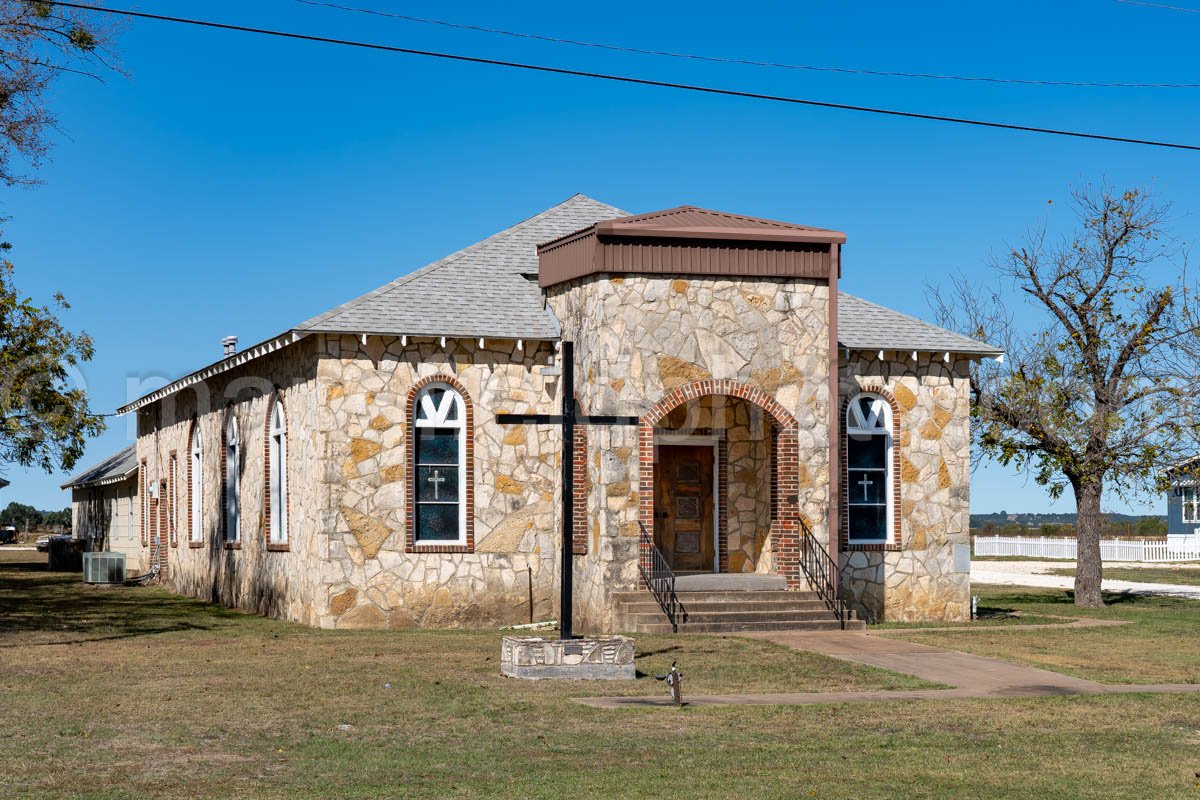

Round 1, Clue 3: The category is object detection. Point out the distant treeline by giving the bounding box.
[971,512,1167,539]
[1,502,71,531]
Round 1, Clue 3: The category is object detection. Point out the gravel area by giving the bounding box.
[971,559,1200,600]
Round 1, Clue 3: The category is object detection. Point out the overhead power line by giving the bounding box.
[295,0,1200,90]
[41,1,1200,152]
[1115,0,1200,12]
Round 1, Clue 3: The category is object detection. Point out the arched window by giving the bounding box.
[268,398,288,546]
[846,393,892,544]
[224,411,240,543]
[189,420,203,545]
[413,383,466,545]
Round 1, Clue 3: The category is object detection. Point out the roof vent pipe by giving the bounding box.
[222,336,238,357]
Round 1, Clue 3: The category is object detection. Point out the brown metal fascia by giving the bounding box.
[536,225,598,253]
[827,243,841,573]
[594,222,847,245]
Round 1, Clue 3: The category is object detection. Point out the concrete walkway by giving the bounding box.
[575,630,1200,708]
[971,559,1200,600]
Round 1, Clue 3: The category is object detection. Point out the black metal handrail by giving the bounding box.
[638,522,688,633]
[797,521,848,629]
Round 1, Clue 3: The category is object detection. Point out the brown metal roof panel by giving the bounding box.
[595,224,845,245]
[595,239,829,279]
[606,205,839,233]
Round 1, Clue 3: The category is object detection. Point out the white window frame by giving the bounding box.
[1183,487,1197,524]
[845,392,893,545]
[190,423,203,543]
[269,399,288,545]
[412,383,467,546]
[224,412,240,543]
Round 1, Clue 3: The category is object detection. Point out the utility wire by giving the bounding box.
[1115,0,1200,12]
[295,0,1200,90]
[42,1,1200,152]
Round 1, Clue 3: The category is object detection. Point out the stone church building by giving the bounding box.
[114,194,1000,631]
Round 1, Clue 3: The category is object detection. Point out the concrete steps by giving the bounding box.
[613,589,865,634]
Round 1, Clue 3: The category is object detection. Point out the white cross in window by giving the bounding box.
[857,475,873,500]
[427,469,446,500]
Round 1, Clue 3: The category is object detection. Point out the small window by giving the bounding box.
[224,412,240,543]
[1184,487,1197,524]
[189,421,203,544]
[413,384,466,545]
[846,394,892,544]
[268,399,288,545]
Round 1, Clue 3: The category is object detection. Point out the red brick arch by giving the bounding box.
[639,380,804,588]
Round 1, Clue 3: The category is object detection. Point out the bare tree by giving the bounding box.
[0,1,120,186]
[933,185,1200,607]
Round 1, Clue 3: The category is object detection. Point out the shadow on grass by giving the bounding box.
[0,556,229,645]
[979,586,1191,613]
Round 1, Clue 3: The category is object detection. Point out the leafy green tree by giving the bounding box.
[2,499,40,529]
[935,186,1200,607]
[0,3,117,477]
[0,262,104,472]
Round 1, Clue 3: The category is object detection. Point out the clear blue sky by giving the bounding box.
[4,0,1199,515]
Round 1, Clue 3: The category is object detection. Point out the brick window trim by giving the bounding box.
[263,390,291,553]
[638,379,806,589]
[157,479,169,578]
[840,388,903,551]
[220,408,230,544]
[404,375,475,554]
[168,452,178,548]
[571,396,588,555]
[139,460,148,547]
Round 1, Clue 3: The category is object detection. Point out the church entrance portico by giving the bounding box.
[638,380,808,588]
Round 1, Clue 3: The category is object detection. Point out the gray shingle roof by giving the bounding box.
[296,193,628,340]
[60,445,138,490]
[122,195,1000,414]
[837,293,1002,356]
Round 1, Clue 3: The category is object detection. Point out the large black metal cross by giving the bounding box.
[497,341,638,639]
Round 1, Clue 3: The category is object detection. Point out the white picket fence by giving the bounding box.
[973,535,1200,562]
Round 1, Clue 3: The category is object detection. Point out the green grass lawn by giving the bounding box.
[879,586,1200,685]
[4,551,1200,798]
[1047,565,1200,587]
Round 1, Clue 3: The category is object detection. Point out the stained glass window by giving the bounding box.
[846,393,891,543]
[414,384,466,544]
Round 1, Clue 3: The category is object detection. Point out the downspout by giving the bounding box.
[827,244,841,585]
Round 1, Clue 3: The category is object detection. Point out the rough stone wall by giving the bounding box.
[316,335,560,629]
[135,336,325,624]
[837,353,973,622]
[548,274,831,632]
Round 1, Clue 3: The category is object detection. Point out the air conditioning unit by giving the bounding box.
[83,552,126,584]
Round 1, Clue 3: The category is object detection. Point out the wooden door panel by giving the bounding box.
[653,444,715,571]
